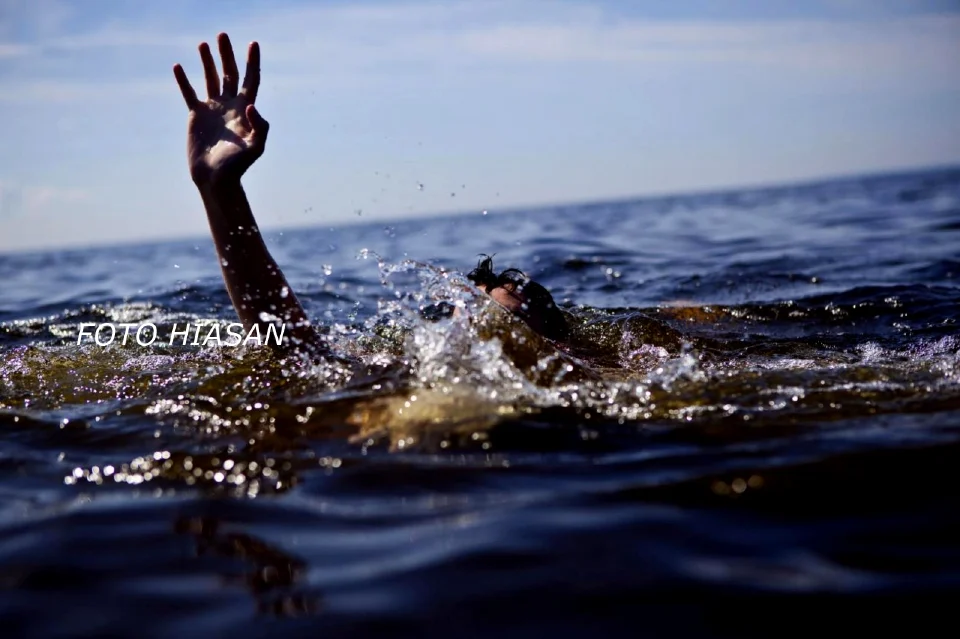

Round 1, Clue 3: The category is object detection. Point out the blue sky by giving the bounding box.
[1,0,958,252]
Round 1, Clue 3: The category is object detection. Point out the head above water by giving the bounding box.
[467,255,569,342]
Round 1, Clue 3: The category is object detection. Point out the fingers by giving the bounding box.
[217,32,239,99]
[199,41,220,100]
[173,64,200,110]
[240,41,260,103]
[181,34,256,105]
[246,104,270,146]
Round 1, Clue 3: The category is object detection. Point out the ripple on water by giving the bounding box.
[2,168,960,635]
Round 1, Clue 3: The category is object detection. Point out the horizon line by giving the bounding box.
[2,160,957,258]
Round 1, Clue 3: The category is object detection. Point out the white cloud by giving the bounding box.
[1,0,958,251]
[36,27,198,52]
[0,181,23,218]
[23,185,89,209]
[0,0,74,38]
[0,78,170,103]
[456,15,960,70]
[0,42,32,58]
[0,181,89,217]
[213,3,960,83]
[5,2,959,83]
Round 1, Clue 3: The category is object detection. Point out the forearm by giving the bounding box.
[196,178,318,353]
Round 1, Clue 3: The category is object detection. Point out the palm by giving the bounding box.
[188,98,255,181]
[173,34,268,184]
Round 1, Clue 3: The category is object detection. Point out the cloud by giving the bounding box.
[0,78,170,103]
[1,0,958,252]
[0,0,75,39]
[0,1,955,105]
[457,15,960,70]
[0,42,32,58]
[0,181,23,218]
[0,181,89,217]
[211,3,960,81]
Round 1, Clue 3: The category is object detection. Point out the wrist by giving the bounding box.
[196,175,258,233]
[193,171,242,191]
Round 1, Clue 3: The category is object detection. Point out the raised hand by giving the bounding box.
[173,33,268,185]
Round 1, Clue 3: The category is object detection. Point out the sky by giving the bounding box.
[1,0,959,253]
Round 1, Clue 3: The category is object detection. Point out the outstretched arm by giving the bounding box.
[173,33,320,355]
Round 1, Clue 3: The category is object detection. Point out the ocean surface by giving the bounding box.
[1,166,959,637]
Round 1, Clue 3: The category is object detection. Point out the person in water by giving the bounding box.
[172,33,568,357]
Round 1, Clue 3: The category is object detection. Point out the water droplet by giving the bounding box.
[417,182,424,191]
[482,210,488,215]
[280,286,289,298]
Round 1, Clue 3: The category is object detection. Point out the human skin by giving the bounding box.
[173,32,560,357]
[173,33,320,355]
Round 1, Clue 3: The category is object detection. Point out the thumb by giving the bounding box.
[246,104,269,144]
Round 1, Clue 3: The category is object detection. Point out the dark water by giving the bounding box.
[1,167,959,636]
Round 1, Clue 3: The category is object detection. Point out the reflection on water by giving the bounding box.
[1,167,959,636]
[175,515,320,617]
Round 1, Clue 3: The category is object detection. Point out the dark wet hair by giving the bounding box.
[466,254,500,290]
[467,255,569,342]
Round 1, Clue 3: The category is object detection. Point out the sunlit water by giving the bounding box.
[1,167,959,636]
